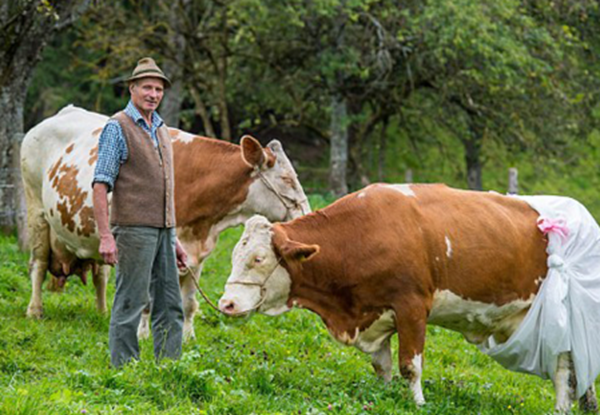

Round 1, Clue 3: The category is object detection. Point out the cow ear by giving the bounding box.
[281,240,320,263]
[264,147,276,168]
[241,135,265,168]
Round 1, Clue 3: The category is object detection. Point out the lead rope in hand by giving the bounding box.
[184,264,222,313]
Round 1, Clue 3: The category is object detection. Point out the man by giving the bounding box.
[93,57,187,368]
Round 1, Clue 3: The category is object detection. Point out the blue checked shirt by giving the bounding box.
[93,101,165,191]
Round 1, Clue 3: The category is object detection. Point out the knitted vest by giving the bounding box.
[110,111,176,228]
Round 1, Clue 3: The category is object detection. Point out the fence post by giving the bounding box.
[405,168,413,184]
[508,167,518,195]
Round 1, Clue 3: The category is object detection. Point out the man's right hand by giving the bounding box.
[99,233,118,265]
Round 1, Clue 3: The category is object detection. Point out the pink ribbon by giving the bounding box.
[537,217,569,242]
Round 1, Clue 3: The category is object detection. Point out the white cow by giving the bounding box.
[21,105,310,339]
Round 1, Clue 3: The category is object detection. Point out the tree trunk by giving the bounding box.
[0,86,26,235]
[0,1,91,241]
[464,135,483,190]
[377,117,388,182]
[190,87,216,138]
[161,70,184,128]
[329,94,349,197]
[160,0,190,128]
[216,6,231,141]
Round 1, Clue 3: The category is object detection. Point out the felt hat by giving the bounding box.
[127,57,171,88]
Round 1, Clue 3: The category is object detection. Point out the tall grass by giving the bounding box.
[0,195,592,414]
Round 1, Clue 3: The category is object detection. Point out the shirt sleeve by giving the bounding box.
[92,120,128,192]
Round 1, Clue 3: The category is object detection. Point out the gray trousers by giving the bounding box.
[109,226,183,367]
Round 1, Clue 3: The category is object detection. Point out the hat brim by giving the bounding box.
[127,73,171,88]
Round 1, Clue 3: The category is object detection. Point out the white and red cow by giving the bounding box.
[219,183,600,413]
[21,105,310,339]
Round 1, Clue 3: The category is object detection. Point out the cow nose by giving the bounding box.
[219,298,236,315]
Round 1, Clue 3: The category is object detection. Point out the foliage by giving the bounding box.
[23,0,600,195]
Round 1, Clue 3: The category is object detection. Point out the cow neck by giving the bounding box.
[273,220,386,336]
[172,135,255,232]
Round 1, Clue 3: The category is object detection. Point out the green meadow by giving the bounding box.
[0,195,593,415]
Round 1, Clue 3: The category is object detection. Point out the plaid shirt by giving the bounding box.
[93,101,165,191]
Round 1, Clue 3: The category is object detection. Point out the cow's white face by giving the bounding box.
[241,137,311,222]
[219,216,292,317]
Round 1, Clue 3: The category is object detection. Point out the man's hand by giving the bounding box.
[175,239,188,270]
[99,233,118,266]
[93,183,118,266]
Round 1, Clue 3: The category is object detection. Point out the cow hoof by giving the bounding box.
[183,326,196,342]
[26,305,43,319]
[137,326,150,340]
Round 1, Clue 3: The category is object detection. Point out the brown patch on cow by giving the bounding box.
[172,137,254,229]
[48,156,63,183]
[65,143,75,154]
[92,128,102,137]
[88,145,98,166]
[50,157,88,235]
[57,201,76,232]
[77,206,96,237]
[168,128,180,138]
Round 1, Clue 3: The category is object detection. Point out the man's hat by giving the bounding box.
[127,57,171,88]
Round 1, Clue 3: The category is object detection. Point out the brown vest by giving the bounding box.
[110,111,176,228]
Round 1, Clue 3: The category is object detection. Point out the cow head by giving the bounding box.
[240,136,311,222]
[219,215,319,317]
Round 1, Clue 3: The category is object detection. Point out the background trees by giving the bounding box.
[6,0,600,232]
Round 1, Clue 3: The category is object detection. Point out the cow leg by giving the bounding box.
[371,337,392,382]
[553,352,576,413]
[27,257,48,318]
[395,306,427,406]
[180,263,203,341]
[138,305,152,340]
[579,384,599,414]
[25,198,50,318]
[93,264,110,313]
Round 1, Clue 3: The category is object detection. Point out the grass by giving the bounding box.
[0,195,594,414]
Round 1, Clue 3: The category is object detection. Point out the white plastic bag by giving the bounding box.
[479,195,600,397]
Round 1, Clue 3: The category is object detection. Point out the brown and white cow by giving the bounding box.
[21,105,310,339]
[218,183,599,413]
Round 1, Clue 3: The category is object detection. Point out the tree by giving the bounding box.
[0,0,91,245]
[402,0,593,189]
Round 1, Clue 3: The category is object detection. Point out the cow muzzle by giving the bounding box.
[218,297,253,317]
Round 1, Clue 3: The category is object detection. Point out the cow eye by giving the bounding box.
[254,257,263,265]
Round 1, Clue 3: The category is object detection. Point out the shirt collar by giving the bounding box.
[125,100,164,129]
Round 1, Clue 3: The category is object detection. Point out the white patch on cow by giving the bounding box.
[385,184,416,197]
[172,129,195,144]
[410,354,425,406]
[427,289,535,345]
[220,216,293,316]
[357,192,366,198]
[445,236,452,258]
[354,310,397,353]
[435,256,440,262]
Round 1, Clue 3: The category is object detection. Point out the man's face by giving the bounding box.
[129,77,165,114]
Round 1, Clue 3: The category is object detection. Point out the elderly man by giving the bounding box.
[92,57,187,367]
